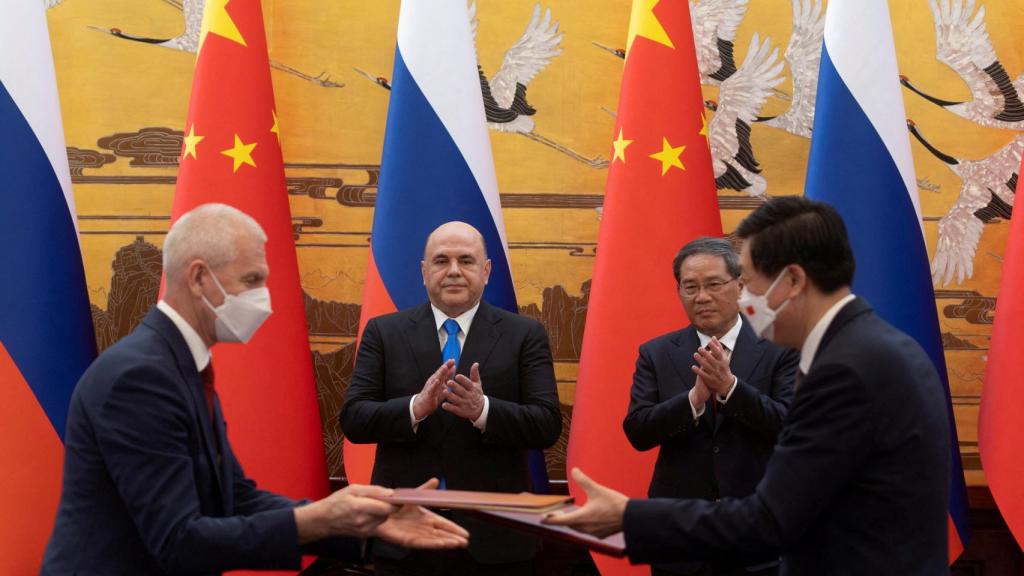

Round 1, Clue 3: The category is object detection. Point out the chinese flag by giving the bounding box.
[979,153,1024,549]
[170,0,328,569]
[565,0,720,573]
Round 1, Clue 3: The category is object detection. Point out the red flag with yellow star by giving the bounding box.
[170,0,328,552]
[566,0,720,573]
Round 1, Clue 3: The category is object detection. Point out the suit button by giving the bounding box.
[713,446,720,454]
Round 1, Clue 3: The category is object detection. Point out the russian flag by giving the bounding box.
[0,1,97,572]
[344,0,548,491]
[804,0,970,561]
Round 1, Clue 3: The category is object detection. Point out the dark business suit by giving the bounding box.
[42,308,359,576]
[623,298,950,576]
[623,317,797,575]
[341,300,561,572]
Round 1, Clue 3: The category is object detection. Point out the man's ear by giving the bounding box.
[786,264,807,298]
[186,260,206,297]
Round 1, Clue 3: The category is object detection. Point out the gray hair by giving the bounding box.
[672,236,741,285]
[162,203,266,280]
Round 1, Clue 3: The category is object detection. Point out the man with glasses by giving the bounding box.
[548,198,951,575]
[621,237,797,576]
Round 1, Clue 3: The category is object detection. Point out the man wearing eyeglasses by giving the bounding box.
[621,237,798,576]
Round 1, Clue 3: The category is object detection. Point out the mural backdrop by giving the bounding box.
[46,0,1024,486]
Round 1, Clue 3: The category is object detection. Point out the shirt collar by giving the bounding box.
[431,301,481,336]
[799,293,856,374]
[696,314,743,351]
[157,300,212,372]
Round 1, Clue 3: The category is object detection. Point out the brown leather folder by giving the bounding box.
[379,488,572,513]
[465,506,627,557]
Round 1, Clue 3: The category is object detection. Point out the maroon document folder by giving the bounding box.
[379,488,573,513]
[466,506,627,557]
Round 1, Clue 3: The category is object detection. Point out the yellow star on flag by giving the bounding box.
[182,124,204,160]
[271,110,280,144]
[221,134,257,172]
[699,111,710,145]
[650,137,686,175]
[199,0,247,54]
[626,0,674,57]
[612,128,633,164]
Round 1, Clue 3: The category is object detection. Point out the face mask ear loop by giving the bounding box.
[201,266,229,313]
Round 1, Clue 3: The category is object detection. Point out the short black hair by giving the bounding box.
[735,196,855,294]
[672,237,741,285]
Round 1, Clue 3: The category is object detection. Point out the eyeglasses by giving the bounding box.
[680,278,736,298]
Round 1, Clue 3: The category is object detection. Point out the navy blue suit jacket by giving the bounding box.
[42,308,359,575]
[623,317,797,573]
[623,298,950,575]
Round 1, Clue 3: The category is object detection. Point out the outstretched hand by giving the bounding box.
[374,478,470,549]
[542,468,627,538]
[296,483,397,543]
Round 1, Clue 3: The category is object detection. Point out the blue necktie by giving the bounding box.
[442,318,461,365]
[439,319,461,491]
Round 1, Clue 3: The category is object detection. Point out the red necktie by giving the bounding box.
[200,363,216,424]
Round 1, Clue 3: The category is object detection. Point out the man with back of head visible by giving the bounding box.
[623,236,797,576]
[42,203,468,576]
[545,196,950,575]
[342,221,562,576]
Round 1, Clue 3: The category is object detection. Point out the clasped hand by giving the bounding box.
[691,337,734,396]
[412,360,485,422]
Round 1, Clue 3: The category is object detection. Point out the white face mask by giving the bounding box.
[738,269,790,340]
[202,268,272,343]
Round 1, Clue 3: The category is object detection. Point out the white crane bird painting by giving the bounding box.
[690,0,749,85]
[901,0,1024,131]
[707,33,784,197]
[899,0,1024,287]
[355,3,608,169]
[907,121,1023,287]
[46,0,345,88]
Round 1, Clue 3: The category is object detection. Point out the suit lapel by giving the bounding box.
[813,296,871,371]
[459,301,501,374]
[441,301,501,436]
[405,303,444,384]
[213,400,232,513]
[668,328,700,392]
[144,309,225,498]
[189,370,225,499]
[710,319,764,432]
[729,319,764,385]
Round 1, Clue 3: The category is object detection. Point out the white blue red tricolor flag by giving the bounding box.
[345,0,548,490]
[0,1,97,572]
[804,0,970,561]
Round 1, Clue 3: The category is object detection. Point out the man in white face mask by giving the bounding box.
[545,196,951,576]
[43,204,468,576]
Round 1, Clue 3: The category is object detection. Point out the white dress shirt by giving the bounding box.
[799,293,857,376]
[690,314,742,420]
[409,302,490,432]
[156,300,211,372]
